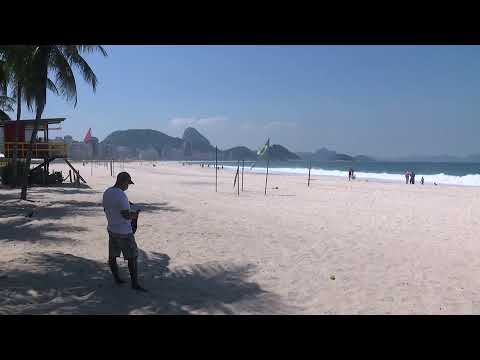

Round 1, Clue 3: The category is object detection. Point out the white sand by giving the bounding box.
[1,160,480,314]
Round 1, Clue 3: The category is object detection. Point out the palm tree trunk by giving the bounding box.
[11,83,21,185]
[20,106,40,200]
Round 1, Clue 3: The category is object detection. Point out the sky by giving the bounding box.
[11,45,480,157]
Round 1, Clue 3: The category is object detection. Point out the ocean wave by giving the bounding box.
[222,166,480,187]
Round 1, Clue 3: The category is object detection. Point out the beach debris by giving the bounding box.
[330,275,336,280]
[272,186,279,189]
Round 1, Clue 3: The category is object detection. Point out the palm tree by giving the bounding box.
[1,46,31,182]
[19,45,107,200]
[0,54,13,121]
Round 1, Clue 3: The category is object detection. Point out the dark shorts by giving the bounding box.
[108,231,138,259]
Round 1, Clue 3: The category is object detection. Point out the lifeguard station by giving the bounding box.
[0,118,86,184]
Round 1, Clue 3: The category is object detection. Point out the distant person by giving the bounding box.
[405,171,410,184]
[102,172,147,292]
[222,165,224,169]
[410,171,415,184]
[421,177,424,185]
[348,168,353,181]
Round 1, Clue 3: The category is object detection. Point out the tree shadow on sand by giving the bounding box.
[0,217,86,244]
[0,250,293,315]
[29,185,100,196]
[0,199,103,219]
[133,202,183,213]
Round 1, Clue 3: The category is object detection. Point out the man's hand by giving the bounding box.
[120,210,139,220]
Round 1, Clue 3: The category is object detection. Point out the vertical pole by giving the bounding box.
[237,160,240,196]
[264,159,269,196]
[215,146,218,193]
[241,160,244,192]
[69,169,72,183]
[308,160,311,187]
[43,160,46,185]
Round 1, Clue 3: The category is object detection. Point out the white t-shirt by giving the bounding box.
[102,186,132,234]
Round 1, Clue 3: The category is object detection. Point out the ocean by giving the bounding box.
[191,160,480,187]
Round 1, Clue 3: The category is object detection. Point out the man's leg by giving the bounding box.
[108,232,126,284]
[124,233,147,292]
[109,257,126,284]
[127,257,147,292]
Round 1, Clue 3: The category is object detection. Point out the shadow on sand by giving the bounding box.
[0,217,86,244]
[0,250,291,315]
[133,202,183,213]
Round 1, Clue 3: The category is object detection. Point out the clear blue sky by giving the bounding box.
[16,45,480,157]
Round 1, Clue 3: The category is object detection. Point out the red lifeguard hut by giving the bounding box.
[0,118,86,184]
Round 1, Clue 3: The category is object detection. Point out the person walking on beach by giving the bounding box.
[348,168,353,181]
[405,170,410,184]
[421,176,424,185]
[411,171,416,184]
[102,172,147,292]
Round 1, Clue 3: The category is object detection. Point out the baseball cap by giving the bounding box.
[117,171,134,184]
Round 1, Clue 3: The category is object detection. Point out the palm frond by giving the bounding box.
[77,45,108,57]
[46,77,59,95]
[0,95,15,112]
[0,108,11,121]
[66,49,99,92]
[50,46,77,106]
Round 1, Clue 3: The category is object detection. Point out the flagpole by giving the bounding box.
[241,159,244,192]
[237,160,240,196]
[215,146,218,193]
[264,159,269,196]
[308,160,311,187]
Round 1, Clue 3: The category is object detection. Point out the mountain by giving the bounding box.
[102,129,183,151]
[267,144,300,161]
[222,146,258,161]
[296,148,376,162]
[98,127,301,161]
[354,155,376,162]
[182,127,215,154]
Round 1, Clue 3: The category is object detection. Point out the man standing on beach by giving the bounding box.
[102,172,147,292]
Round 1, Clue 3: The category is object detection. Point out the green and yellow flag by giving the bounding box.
[257,138,270,159]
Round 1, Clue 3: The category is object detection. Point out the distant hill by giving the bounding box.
[99,127,299,161]
[268,144,300,161]
[102,129,183,151]
[182,127,215,154]
[222,146,258,161]
[296,148,376,162]
[354,155,376,162]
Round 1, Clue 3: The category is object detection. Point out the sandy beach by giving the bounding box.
[1,161,480,314]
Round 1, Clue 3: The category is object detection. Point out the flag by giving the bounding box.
[257,138,270,159]
[84,128,92,142]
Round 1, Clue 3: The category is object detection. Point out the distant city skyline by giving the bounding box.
[6,45,480,157]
